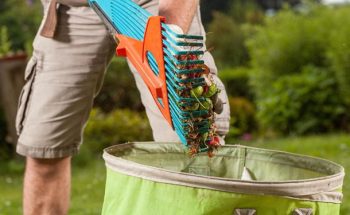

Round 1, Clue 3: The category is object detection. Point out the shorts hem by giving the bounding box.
[16,142,79,159]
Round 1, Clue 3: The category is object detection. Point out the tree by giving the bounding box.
[0,0,42,52]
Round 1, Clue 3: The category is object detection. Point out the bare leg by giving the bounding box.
[23,157,71,215]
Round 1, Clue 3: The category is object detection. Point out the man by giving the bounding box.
[16,0,230,214]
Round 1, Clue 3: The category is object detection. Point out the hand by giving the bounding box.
[213,94,224,114]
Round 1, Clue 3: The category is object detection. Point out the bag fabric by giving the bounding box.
[102,142,344,215]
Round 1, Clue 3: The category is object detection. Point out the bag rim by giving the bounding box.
[103,142,344,203]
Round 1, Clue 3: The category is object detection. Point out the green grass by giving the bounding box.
[70,159,106,214]
[241,133,350,214]
[0,162,22,214]
[0,157,106,214]
[0,133,349,214]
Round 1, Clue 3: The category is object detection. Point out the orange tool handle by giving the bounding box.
[115,16,173,128]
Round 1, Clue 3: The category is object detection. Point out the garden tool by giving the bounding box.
[88,0,221,155]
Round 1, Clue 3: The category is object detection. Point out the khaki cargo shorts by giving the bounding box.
[16,0,230,158]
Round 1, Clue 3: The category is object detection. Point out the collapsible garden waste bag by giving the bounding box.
[102,142,344,215]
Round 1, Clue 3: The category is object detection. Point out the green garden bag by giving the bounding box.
[102,142,344,215]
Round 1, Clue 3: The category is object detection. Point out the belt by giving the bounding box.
[40,0,88,38]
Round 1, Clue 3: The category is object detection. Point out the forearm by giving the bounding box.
[159,0,199,33]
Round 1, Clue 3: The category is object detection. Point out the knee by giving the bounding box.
[26,156,71,179]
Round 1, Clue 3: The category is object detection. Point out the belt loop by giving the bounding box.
[40,0,59,38]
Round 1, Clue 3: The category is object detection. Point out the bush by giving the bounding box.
[228,0,264,25]
[257,66,346,135]
[0,0,41,52]
[0,26,11,57]
[94,58,144,112]
[247,7,330,97]
[83,108,152,154]
[227,97,256,139]
[205,0,264,69]
[246,5,350,135]
[327,7,350,106]
[207,12,249,68]
[219,67,253,99]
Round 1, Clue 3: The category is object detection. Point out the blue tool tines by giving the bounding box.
[89,0,210,148]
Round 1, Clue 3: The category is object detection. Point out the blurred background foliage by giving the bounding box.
[0,0,41,53]
[94,58,144,112]
[84,108,152,154]
[0,26,12,57]
[246,5,350,136]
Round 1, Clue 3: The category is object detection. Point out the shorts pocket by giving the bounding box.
[16,57,37,135]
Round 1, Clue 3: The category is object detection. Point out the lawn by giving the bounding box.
[0,133,349,214]
[242,133,350,214]
[0,156,106,214]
